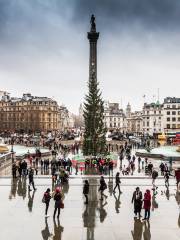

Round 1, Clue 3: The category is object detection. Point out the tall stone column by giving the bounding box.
[87,15,99,80]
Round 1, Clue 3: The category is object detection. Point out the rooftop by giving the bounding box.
[164,97,180,104]
[1,93,56,104]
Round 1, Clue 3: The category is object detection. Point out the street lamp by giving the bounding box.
[11,138,14,163]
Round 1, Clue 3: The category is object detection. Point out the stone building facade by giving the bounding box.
[142,102,164,136]
[104,101,126,132]
[0,93,59,132]
[58,105,75,131]
[126,111,143,134]
[163,97,180,133]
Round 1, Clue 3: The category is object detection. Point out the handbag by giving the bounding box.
[103,182,107,190]
[59,200,64,209]
[42,196,45,203]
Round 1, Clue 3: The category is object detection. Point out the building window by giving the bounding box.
[172,111,176,115]
[167,111,170,115]
[154,111,156,114]
[147,111,149,115]
[178,111,180,115]
[172,124,176,129]
[172,117,176,122]
[159,117,161,119]
[166,124,170,129]
[178,117,180,122]
[172,105,176,108]
[147,122,149,127]
[167,117,170,121]
[159,111,161,114]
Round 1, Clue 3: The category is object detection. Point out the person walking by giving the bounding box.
[142,189,151,221]
[99,176,107,201]
[12,162,17,179]
[21,160,28,177]
[28,167,36,191]
[43,188,51,217]
[83,180,89,204]
[132,187,143,218]
[164,171,170,188]
[53,187,63,219]
[113,172,122,194]
[147,162,153,175]
[152,169,158,188]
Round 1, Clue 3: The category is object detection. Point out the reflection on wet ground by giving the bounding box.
[0,177,180,240]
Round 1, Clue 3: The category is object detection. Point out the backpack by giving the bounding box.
[42,195,45,203]
[153,171,158,178]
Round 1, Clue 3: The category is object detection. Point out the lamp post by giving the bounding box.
[11,138,14,163]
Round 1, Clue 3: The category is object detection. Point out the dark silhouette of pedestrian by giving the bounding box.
[43,188,51,217]
[53,187,63,219]
[99,176,107,201]
[132,187,143,219]
[28,167,36,191]
[113,172,122,194]
[83,180,89,204]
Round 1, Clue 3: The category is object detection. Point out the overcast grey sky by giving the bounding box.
[0,0,180,113]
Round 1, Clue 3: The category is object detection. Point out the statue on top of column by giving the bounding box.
[90,14,96,32]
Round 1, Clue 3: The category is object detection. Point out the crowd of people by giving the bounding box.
[4,131,179,237]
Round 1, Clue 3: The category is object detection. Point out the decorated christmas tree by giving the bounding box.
[83,68,107,156]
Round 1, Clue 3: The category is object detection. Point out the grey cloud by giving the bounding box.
[72,0,180,30]
[0,0,180,46]
[0,0,180,113]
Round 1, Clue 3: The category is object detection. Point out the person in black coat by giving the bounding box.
[43,188,51,217]
[113,172,122,194]
[53,188,62,218]
[28,167,36,191]
[99,176,107,201]
[83,180,89,204]
[132,187,143,218]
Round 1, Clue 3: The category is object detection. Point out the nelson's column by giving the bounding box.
[87,14,99,79]
[83,15,106,156]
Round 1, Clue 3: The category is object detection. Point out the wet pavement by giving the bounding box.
[1,147,180,239]
[0,176,180,240]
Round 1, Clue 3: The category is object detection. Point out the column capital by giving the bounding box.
[87,32,99,42]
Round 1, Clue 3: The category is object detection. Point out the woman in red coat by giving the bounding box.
[143,189,151,220]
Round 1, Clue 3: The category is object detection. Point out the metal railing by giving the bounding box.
[0,152,12,169]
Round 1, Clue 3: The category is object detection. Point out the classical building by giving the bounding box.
[0,93,59,132]
[125,103,143,134]
[58,105,75,131]
[126,102,131,118]
[142,102,164,136]
[75,103,84,128]
[126,111,143,134]
[104,101,126,132]
[163,97,180,133]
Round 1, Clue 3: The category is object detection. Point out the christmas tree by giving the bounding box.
[83,68,107,156]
